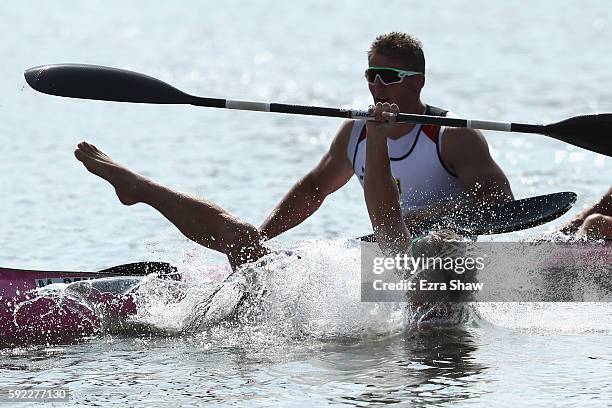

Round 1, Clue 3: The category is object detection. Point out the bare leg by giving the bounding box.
[74,141,268,269]
[558,186,612,235]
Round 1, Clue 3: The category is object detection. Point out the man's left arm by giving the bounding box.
[441,127,514,202]
[401,128,513,231]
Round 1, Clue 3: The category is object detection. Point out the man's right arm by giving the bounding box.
[259,120,356,240]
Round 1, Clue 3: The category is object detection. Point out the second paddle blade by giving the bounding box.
[99,261,178,276]
[359,191,577,241]
[24,64,193,104]
[438,191,576,235]
[545,114,612,157]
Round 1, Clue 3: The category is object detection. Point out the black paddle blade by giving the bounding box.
[24,64,193,104]
[358,192,576,241]
[99,261,178,276]
[545,114,612,157]
[439,191,576,235]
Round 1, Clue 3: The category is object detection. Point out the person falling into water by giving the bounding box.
[74,32,513,307]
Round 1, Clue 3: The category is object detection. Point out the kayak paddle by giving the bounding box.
[24,64,612,157]
[100,261,177,275]
[358,191,576,241]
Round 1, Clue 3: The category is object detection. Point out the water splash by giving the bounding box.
[130,240,412,342]
[6,238,608,346]
[473,239,612,333]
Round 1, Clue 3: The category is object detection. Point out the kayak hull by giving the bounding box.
[0,267,145,346]
[0,267,112,298]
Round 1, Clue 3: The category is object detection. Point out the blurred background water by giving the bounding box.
[0,0,611,406]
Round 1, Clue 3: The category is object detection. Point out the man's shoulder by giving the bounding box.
[440,126,491,169]
[330,119,361,155]
[442,126,488,146]
[338,118,362,137]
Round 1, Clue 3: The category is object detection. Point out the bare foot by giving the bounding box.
[74,141,143,205]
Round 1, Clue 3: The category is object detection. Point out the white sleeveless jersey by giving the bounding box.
[346,109,466,215]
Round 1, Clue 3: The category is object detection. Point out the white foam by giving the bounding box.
[130,239,411,340]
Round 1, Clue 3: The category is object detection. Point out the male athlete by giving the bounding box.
[258,32,513,239]
[74,32,513,270]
